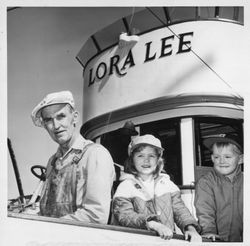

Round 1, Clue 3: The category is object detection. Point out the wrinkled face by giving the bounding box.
[211,144,242,176]
[41,104,78,147]
[133,145,159,179]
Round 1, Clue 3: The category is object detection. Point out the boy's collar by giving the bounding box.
[214,165,242,182]
[226,165,242,182]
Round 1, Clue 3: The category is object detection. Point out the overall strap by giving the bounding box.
[71,142,95,164]
[46,143,95,178]
[71,142,95,211]
[40,142,95,217]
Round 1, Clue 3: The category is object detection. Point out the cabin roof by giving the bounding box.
[76,7,243,68]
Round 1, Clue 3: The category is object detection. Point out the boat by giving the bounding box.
[7,6,245,245]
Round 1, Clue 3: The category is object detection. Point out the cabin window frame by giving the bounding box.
[193,116,243,181]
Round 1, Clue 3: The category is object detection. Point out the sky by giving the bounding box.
[1,2,250,245]
[6,6,144,199]
[3,0,250,200]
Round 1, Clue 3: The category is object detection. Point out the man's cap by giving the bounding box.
[31,90,75,127]
[203,133,243,151]
[118,121,138,136]
[128,134,164,156]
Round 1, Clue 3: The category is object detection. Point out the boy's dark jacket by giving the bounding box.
[195,166,243,242]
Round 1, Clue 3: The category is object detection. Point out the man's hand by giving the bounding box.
[147,221,173,240]
[184,225,202,242]
[202,233,221,241]
[22,203,40,215]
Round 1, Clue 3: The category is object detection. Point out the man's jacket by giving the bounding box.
[39,135,115,224]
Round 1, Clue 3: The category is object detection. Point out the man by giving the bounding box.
[31,91,115,224]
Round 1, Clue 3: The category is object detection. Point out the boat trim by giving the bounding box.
[80,94,243,138]
[8,212,212,242]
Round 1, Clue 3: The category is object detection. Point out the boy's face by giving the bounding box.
[211,144,242,176]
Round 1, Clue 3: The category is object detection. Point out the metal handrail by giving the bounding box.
[8,211,215,242]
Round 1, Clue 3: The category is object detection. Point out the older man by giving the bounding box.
[31,91,115,224]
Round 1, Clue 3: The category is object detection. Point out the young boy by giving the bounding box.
[195,133,243,242]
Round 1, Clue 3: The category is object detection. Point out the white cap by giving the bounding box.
[31,91,75,127]
[128,134,164,156]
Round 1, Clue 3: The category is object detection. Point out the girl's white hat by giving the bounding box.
[128,134,164,156]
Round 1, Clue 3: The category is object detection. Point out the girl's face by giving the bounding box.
[133,145,159,180]
[211,144,242,176]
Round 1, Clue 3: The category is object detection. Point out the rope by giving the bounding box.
[128,7,136,35]
[146,7,243,103]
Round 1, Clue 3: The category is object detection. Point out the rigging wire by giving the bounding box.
[146,7,243,102]
[98,7,243,133]
[107,8,136,131]
[128,7,136,35]
[108,9,136,131]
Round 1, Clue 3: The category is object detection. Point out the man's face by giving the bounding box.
[41,104,78,147]
[211,144,242,176]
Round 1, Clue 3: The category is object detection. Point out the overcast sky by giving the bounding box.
[6,6,144,199]
[4,1,250,201]
[1,2,250,246]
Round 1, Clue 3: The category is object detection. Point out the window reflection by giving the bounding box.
[101,118,183,186]
[194,117,243,180]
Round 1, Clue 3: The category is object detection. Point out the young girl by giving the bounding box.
[112,134,201,242]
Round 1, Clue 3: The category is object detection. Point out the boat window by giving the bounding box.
[77,7,243,68]
[237,7,244,23]
[140,118,182,185]
[101,128,133,191]
[194,117,243,180]
[219,6,243,22]
[77,37,99,68]
[94,19,127,50]
[101,118,183,185]
[168,7,197,22]
[199,7,217,18]
[101,129,132,166]
[125,7,165,34]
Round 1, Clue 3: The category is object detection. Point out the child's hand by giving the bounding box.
[202,233,220,241]
[184,225,202,242]
[147,221,173,240]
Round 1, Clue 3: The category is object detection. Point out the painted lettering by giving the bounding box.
[87,31,194,86]
[159,35,174,58]
[109,55,126,76]
[88,68,95,86]
[121,49,135,70]
[177,32,193,54]
[96,62,107,79]
[144,41,156,62]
